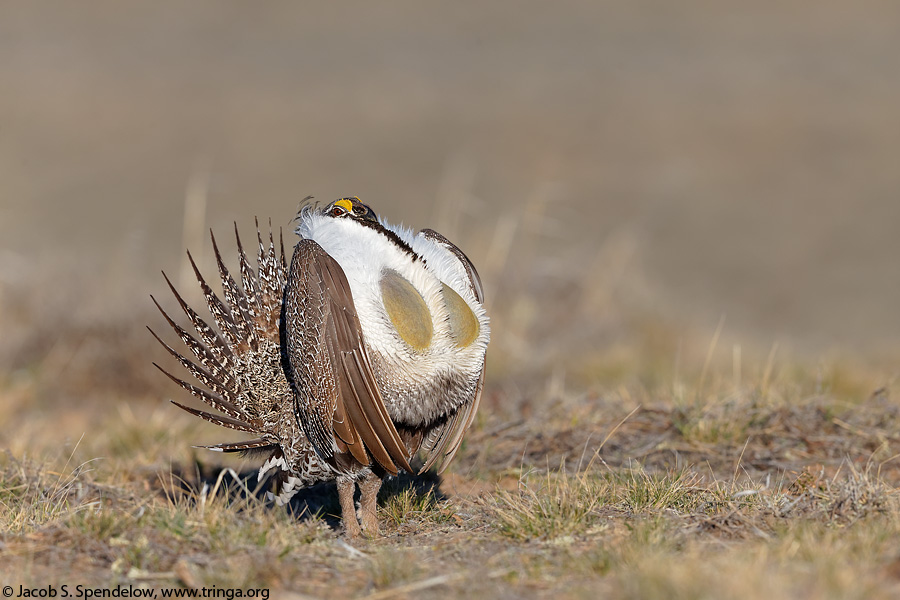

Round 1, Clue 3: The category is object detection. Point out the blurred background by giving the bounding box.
[1,1,899,450]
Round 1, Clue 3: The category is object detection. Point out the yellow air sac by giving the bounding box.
[442,283,479,348]
[380,270,434,351]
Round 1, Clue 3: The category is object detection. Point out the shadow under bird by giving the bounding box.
[149,197,490,537]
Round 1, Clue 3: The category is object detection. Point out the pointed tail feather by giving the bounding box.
[234,223,267,338]
[171,400,257,433]
[255,218,285,334]
[160,271,235,371]
[210,229,258,352]
[195,439,275,453]
[186,249,243,350]
[148,298,236,391]
[152,220,295,456]
[153,362,252,424]
[147,326,236,404]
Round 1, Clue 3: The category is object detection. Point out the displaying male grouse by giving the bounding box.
[150,197,490,537]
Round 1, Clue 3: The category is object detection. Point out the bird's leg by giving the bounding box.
[358,470,383,537]
[336,476,362,538]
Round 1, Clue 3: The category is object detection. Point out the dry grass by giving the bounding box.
[4,314,900,600]
[4,216,900,599]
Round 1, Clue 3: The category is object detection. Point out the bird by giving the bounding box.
[149,197,489,537]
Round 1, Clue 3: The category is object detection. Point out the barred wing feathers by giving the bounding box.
[281,239,413,476]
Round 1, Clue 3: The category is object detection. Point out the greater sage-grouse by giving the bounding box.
[150,197,489,536]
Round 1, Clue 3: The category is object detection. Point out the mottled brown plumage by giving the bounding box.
[152,198,489,536]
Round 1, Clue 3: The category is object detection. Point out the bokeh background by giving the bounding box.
[2,1,899,446]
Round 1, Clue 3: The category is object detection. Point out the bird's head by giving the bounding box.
[324,197,378,223]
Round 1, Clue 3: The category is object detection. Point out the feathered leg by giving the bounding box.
[337,476,362,538]
[358,471,382,537]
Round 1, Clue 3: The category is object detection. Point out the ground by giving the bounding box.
[3,311,900,598]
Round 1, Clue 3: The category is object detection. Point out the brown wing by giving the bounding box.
[281,239,413,475]
[420,228,485,304]
[417,229,487,474]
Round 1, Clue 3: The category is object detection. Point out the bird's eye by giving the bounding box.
[329,206,345,217]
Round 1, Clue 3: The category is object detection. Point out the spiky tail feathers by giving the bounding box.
[149,220,295,460]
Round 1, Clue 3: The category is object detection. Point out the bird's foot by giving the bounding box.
[358,470,382,538]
